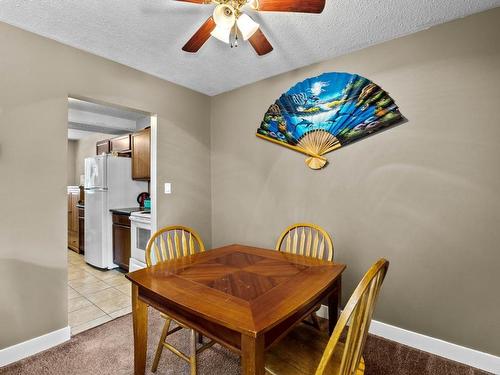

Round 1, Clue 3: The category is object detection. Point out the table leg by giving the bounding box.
[241,334,265,375]
[328,276,342,335]
[132,284,148,375]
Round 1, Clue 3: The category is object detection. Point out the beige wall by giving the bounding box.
[211,9,500,356]
[0,22,211,349]
[66,140,77,186]
[1,6,499,357]
[73,132,110,185]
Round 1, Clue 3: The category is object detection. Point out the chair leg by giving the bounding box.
[310,312,321,330]
[198,333,203,344]
[152,318,171,373]
[190,328,197,375]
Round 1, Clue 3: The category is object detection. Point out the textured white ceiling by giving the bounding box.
[1,0,499,95]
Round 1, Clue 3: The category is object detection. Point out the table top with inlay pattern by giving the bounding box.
[126,244,345,336]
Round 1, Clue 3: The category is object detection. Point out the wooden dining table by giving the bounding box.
[126,244,345,375]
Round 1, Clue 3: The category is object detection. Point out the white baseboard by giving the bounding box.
[0,326,70,368]
[317,306,499,374]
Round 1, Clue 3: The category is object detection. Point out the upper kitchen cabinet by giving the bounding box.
[110,134,131,154]
[131,127,150,180]
[96,139,110,155]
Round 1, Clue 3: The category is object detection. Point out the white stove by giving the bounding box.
[129,210,151,271]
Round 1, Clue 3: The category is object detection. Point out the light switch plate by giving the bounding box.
[164,182,172,194]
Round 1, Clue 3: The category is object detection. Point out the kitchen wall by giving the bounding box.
[66,140,77,186]
[211,8,500,356]
[73,132,110,185]
[0,22,211,349]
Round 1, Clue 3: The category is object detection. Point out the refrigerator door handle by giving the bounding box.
[84,188,108,192]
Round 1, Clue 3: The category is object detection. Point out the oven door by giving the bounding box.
[130,218,151,268]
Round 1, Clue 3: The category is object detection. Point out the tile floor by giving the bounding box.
[67,250,132,335]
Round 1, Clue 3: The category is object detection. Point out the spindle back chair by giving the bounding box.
[316,258,389,374]
[145,225,205,266]
[145,225,212,375]
[276,223,334,261]
[264,259,389,375]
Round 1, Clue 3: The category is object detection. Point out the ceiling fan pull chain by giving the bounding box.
[230,24,238,48]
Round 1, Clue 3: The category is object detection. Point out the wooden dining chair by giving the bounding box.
[275,223,334,261]
[265,258,389,375]
[276,223,334,328]
[145,225,214,375]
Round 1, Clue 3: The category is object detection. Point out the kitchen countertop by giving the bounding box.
[109,207,149,215]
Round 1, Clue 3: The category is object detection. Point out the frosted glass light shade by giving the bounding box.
[211,24,231,43]
[247,0,259,10]
[213,4,236,29]
[237,14,259,40]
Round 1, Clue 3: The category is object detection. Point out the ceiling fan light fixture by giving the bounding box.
[236,14,260,40]
[213,4,236,28]
[210,24,232,43]
[211,4,236,44]
[246,0,259,10]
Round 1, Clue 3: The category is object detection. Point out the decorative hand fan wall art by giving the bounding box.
[256,72,407,169]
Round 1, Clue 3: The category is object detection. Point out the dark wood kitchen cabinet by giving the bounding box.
[77,205,85,254]
[96,139,110,155]
[112,213,131,271]
[67,187,80,253]
[110,134,131,154]
[131,127,150,180]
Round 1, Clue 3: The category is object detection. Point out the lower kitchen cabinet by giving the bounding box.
[67,187,80,253]
[112,213,131,271]
[77,205,85,254]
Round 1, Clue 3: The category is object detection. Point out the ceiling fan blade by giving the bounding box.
[248,29,273,56]
[256,0,325,13]
[182,17,216,53]
[175,0,210,4]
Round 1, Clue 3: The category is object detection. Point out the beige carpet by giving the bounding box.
[0,310,490,375]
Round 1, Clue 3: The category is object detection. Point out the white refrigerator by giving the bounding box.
[84,155,147,269]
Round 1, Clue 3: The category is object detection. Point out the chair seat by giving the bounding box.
[265,323,365,375]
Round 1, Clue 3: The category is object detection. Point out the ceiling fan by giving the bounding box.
[179,0,326,56]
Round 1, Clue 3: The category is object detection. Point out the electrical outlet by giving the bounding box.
[164,182,172,194]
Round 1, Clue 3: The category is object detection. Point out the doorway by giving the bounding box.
[66,97,157,335]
